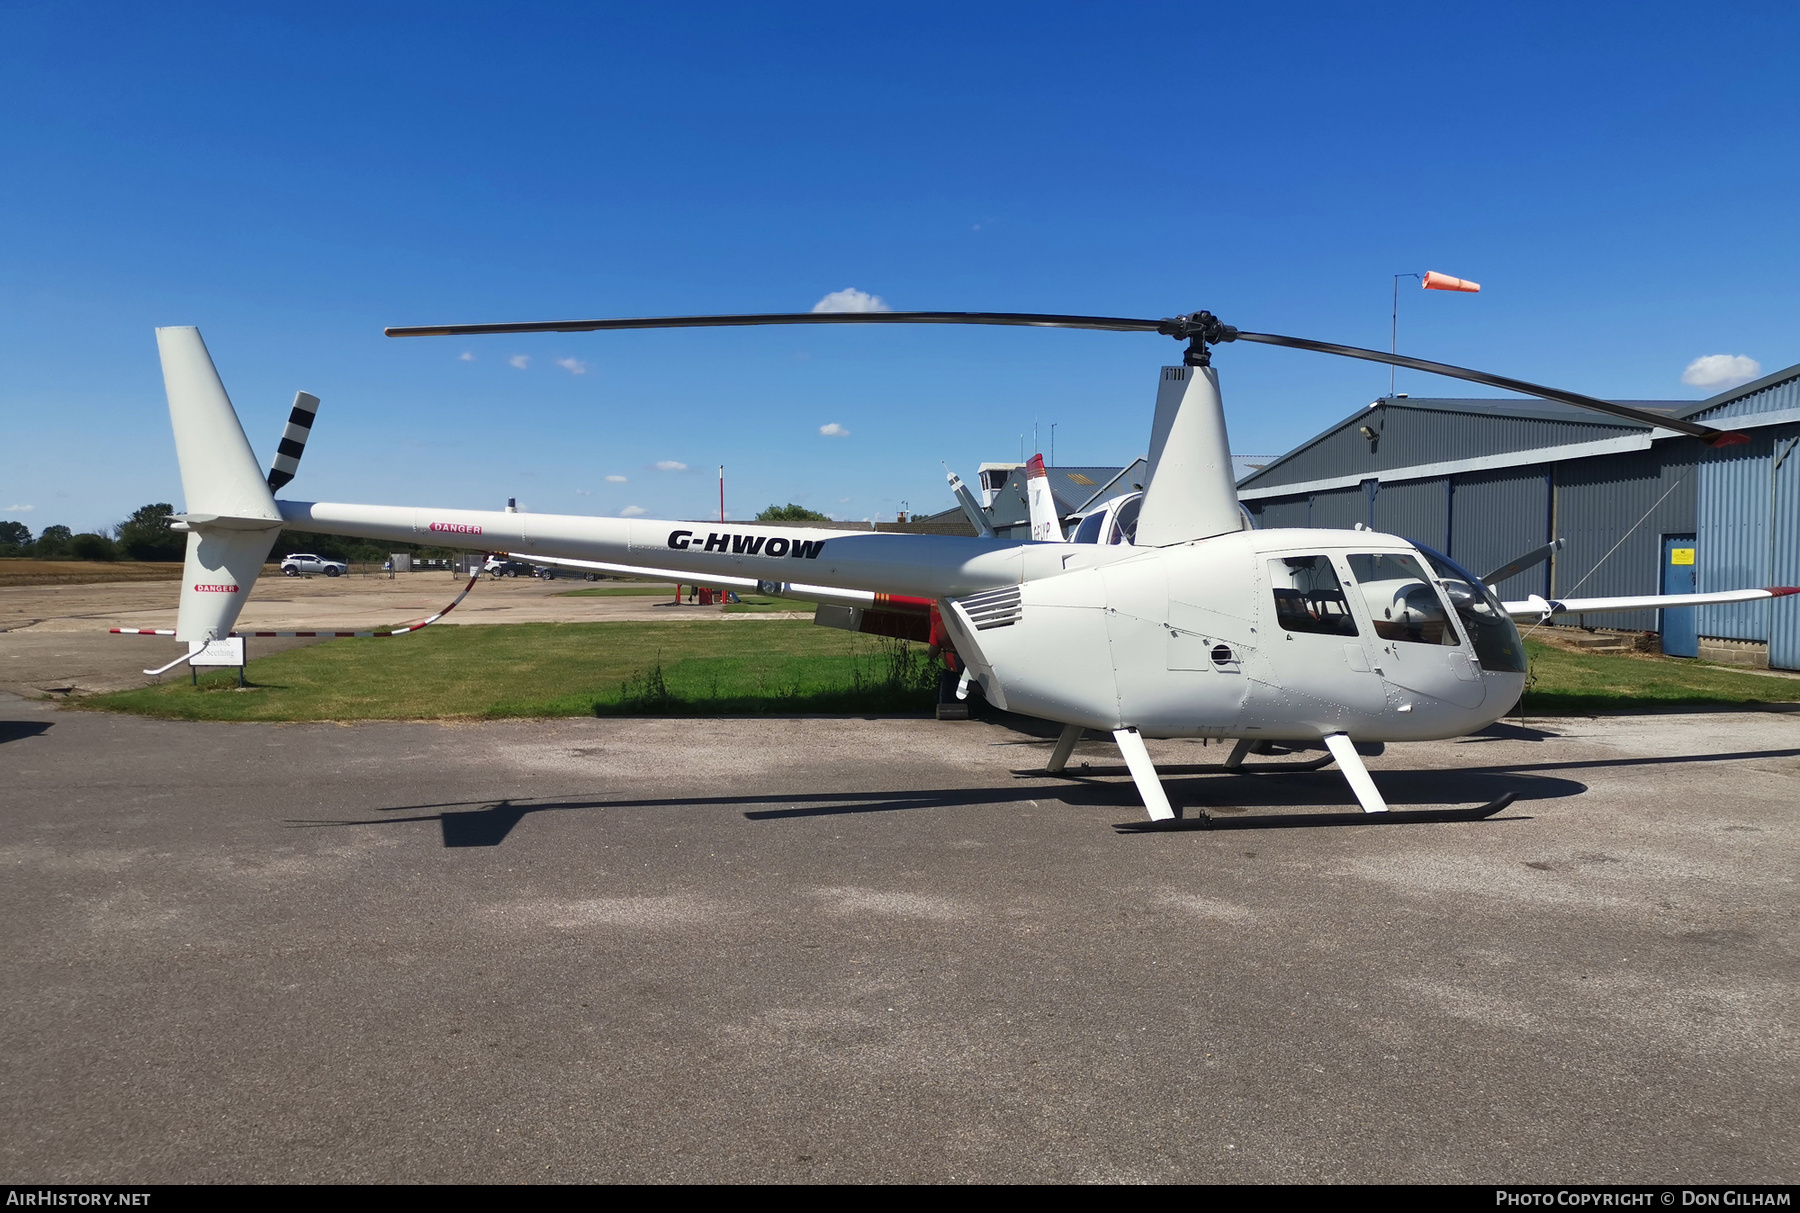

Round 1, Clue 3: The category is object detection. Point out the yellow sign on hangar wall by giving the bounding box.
[1670,548,1696,565]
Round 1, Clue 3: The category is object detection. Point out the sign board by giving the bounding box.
[188,637,246,667]
[1669,548,1696,566]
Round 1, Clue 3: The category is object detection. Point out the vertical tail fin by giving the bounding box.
[1025,454,1065,542]
[1135,365,1244,547]
[944,465,995,537]
[156,327,284,641]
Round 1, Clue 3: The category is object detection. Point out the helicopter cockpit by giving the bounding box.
[1068,491,1257,547]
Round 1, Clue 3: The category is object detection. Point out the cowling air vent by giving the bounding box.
[957,586,1023,631]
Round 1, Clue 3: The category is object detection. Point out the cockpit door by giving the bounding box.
[1344,551,1486,710]
[1259,553,1388,718]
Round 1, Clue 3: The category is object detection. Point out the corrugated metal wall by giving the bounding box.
[1450,470,1553,601]
[1252,497,1310,529]
[1695,434,1774,642]
[1308,487,1365,529]
[1551,443,1698,630]
[1372,478,1450,550]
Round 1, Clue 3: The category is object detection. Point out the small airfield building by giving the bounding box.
[1236,363,1800,670]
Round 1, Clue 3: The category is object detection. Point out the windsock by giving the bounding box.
[1423,271,1480,293]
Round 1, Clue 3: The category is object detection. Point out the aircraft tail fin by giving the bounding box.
[1025,454,1064,541]
[1135,364,1244,546]
[155,327,284,641]
[944,464,995,537]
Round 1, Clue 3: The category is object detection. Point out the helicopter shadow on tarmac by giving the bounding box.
[292,762,1590,849]
[293,736,1800,847]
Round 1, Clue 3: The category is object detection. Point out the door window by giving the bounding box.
[1267,555,1359,636]
[1415,545,1528,672]
[1347,552,1459,646]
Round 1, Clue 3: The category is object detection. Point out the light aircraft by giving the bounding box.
[132,311,1796,827]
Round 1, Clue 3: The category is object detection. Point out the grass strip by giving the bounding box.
[1518,639,1800,713]
[78,620,938,722]
[74,626,1797,724]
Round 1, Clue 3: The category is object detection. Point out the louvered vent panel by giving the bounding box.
[957,586,1023,631]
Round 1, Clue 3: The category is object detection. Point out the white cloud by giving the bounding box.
[509,354,531,370]
[605,474,628,483]
[459,351,476,362]
[574,489,592,496]
[654,460,688,472]
[619,505,647,517]
[819,422,850,437]
[1682,354,1762,389]
[555,357,587,375]
[838,497,851,503]
[812,287,891,314]
[6,504,35,512]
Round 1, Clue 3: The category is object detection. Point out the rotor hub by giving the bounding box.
[1157,311,1238,367]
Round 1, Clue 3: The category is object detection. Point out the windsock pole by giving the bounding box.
[1391,270,1480,397]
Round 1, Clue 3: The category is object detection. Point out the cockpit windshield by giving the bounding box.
[1071,510,1106,544]
[1413,544,1528,673]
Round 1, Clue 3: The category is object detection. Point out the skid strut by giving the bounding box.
[1112,727,1176,822]
[1045,724,1084,774]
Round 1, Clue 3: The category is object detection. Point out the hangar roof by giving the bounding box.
[1236,397,1678,496]
[1688,360,1800,426]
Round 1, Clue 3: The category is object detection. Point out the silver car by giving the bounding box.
[280,552,348,577]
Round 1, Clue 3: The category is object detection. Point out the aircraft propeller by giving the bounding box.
[387,309,1748,448]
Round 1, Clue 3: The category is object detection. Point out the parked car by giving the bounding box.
[280,553,347,577]
[483,557,537,577]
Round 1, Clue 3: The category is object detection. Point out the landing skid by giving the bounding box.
[1092,726,1517,829]
[1024,756,1335,779]
[1113,793,1518,833]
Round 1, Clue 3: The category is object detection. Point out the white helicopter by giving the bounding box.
[141,310,1793,828]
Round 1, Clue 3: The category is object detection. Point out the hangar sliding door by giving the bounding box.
[1449,470,1552,602]
[1371,478,1450,551]
[1254,497,1311,529]
[1308,487,1364,531]
[1554,446,1697,632]
[1772,435,1800,670]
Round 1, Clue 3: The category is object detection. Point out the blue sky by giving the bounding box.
[4,2,1798,534]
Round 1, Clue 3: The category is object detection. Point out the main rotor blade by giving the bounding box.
[1231,331,1748,447]
[385,311,1169,338]
[1479,537,1565,587]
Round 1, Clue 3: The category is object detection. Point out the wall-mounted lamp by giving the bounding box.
[1358,425,1378,440]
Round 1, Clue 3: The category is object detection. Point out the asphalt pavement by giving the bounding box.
[1,693,1795,1182]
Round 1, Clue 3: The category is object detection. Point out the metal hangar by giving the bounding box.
[1235,362,1800,670]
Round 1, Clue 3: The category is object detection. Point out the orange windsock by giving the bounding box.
[1423,270,1480,292]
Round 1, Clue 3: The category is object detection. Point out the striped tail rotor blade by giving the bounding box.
[267,391,320,491]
